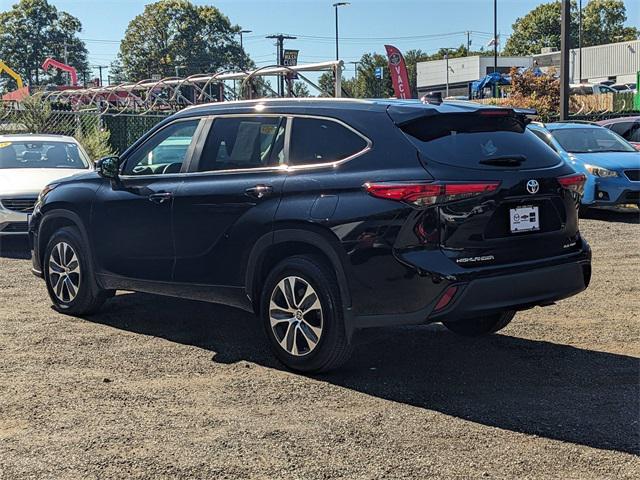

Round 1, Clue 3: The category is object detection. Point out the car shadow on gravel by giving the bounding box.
[0,236,30,259]
[88,292,639,456]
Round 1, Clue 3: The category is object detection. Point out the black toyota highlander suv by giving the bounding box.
[29,99,591,372]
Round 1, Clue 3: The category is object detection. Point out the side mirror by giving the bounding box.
[96,156,120,180]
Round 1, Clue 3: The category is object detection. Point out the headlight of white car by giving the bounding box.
[584,164,618,178]
[37,183,59,203]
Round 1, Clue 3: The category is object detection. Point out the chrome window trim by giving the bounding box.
[119,112,372,179]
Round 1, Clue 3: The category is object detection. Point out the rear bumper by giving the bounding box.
[427,259,591,323]
[352,241,591,329]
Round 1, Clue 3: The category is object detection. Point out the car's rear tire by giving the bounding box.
[260,255,352,373]
[442,311,516,337]
[44,226,112,315]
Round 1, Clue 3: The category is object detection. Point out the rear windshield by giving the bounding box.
[0,140,89,169]
[549,127,636,153]
[400,114,561,169]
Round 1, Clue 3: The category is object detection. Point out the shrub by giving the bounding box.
[74,126,114,163]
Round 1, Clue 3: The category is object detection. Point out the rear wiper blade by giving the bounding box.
[479,155,527,166]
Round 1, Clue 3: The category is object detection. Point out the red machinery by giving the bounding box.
[42,58,78,86]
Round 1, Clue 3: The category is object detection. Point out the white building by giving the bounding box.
[415,40,640,97]
[533,40,639,84]
[416,55,532,97]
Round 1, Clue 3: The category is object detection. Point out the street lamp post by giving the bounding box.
[333,2,350,61]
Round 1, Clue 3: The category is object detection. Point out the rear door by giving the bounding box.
[396,110,582,266]
[171,115,287,287]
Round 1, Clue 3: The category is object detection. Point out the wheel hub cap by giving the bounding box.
[48,241,81,303]
[269,276,323,357]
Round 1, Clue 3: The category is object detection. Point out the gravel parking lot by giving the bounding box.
[0,210,638,480]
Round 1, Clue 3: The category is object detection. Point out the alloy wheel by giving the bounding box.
[269,276,323,356]
[48,242,81,303]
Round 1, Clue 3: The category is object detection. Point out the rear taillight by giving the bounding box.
[557,173,587,194]
[364,182,500,207]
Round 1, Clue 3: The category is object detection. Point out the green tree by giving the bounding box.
[291,81,311,97]
[118,0,250,81]
[108,57,128,84]
[581,0,639,47]
[504,0,638,56]
[0,0,89,88]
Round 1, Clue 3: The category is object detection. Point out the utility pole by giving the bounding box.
[466,31,471,54]
[348,61,361,80]
[95,65,108,86]
[445,52,450,97]
[578,0,582,83]
[266,34,296,97]
[239,29,252,50]
[560,0,571,120]
[493,0,498,73]
[332,3,350,61]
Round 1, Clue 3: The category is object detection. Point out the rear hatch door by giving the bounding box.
[392,107,583,266]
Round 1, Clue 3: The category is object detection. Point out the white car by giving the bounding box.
[0,134,92,236]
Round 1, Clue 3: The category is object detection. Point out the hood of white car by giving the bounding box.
[0,168,89,197]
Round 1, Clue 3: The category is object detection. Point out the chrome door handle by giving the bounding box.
[148,192,173,204]
[245,185,274,199]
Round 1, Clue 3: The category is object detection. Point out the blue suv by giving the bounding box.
[528,122,640,212]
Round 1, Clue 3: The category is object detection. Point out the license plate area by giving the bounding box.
[510,205,540,233]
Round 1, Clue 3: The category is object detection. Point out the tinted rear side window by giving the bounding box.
[289,117,367,166]
[198,116,285,172]
[400,113,561,169]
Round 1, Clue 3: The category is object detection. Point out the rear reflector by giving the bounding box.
[557,173,587,194]
[365,182,499,207]
[434,286,458,312]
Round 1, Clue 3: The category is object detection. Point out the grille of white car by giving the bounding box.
[1,198,38,213]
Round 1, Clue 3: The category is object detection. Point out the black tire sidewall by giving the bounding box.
[44,227,100,315]
[260,256,345,372]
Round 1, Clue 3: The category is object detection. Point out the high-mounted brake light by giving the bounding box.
[364,182,500,207]
[557,173,587,194]
[478,109,512,116]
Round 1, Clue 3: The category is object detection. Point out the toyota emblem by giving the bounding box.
[526,179,540,194]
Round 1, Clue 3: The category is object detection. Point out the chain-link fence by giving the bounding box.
[0,107,168,156]
[101,114,168,154]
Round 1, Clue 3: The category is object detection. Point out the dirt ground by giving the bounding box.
[0,209,638,480]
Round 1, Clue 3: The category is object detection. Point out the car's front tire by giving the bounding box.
[260,255,352,373]
[442,311,516,337]
[44,227,112,315]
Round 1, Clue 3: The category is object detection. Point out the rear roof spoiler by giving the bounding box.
[387,103,538,127]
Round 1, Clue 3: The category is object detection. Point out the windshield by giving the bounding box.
[0,140,89,169]
[550,128,636,153]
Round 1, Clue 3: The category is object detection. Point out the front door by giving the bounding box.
[172,115,287,287]
[92,118,202,281]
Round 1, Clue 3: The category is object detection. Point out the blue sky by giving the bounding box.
[1,0,638,81]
